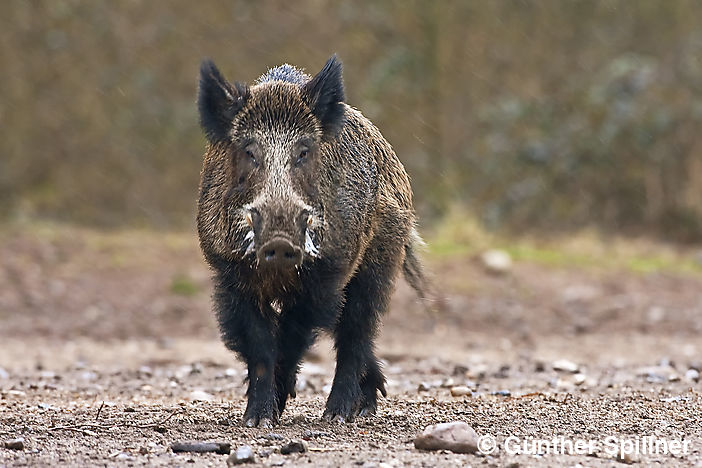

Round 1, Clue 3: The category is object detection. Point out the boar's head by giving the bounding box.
[197,56,345,287]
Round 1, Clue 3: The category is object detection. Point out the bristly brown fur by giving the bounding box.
[196,54,426,426]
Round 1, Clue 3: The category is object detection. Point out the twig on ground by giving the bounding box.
[95,401,105,421]
[48,407,184,435]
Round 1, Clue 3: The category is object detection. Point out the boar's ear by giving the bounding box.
[198,59,249,143]
[303,54,345,137]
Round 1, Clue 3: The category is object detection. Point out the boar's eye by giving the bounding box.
[245,149,258,166]
[295,148,309,166]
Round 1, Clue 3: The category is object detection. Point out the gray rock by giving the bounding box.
[552,359,579,373]
[268,454,286,466]
[280,439,308,455]
[449,386,471,397]
[480,250,512,274]
[417,382,432,392]
[4,438,24,450]
[188,389,214,402]
[227,445,255,465]
[414,421,479,454]
[685,369,700,382]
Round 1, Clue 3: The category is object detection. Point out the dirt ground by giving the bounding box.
[1,226,701,467]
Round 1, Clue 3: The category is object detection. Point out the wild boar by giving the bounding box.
[196,54,426,427]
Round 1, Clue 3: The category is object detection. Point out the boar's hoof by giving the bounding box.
[243,416,275,428]
[357,404,377,418]
[321,411,352,424]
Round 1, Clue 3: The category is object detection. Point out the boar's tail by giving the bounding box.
[402,228,430,301]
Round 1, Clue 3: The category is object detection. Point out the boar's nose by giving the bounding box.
[257,237,302,269]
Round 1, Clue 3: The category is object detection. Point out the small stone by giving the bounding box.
[467,364,488,380]
[615,450,638,464]
[480,249,512,274]
[573,373,587,385]
[638,365,678,383]
[417,382,432,392]
[646,306,665,323]
[414,421,479,454]
[440,378,456,388]
[450,386,471,397]
[263,433,285,441]
[227,445,255,465]
[80,371,98,381]
[175,365,193,380]
[0,368,9,379]
[301,430,331,439]
[295,377,308,393]
[280,439,308,455]
[555,378,574,390]
[268,454,286,466]
[188,390,214,402]
[552,359,579,373]
[685,369,700,382]
[4,438,24,450]
[561,284,599,303]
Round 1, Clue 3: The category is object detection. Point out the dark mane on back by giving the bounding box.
[256,64,311,86]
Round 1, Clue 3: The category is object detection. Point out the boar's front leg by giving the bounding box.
[273,314,316,415]
[215,285,277,428]
[323,260,395,422]
[275,292,343,415]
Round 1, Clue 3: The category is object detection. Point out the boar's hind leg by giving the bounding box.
[216,288,278,428]
[323,259,396,422]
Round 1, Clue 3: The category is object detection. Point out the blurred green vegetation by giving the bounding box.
[2,1,702,241]
[170,273,200,296]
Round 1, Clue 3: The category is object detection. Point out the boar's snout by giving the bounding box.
[257,237,303,269]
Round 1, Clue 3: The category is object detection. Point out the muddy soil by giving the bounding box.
[1,227,701,467]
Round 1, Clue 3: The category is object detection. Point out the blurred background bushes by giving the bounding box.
[1,0,701,241]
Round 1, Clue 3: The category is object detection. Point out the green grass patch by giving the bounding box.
[425,212,702,276]
[170,273,200,296]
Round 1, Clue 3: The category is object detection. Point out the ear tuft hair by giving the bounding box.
[198,59,249,143]
[303,55,345,137]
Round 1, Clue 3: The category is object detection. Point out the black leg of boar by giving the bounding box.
[196,55,427,426]
[273,289,343,414]
[214,278,278,427]
[324,258,395,421]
